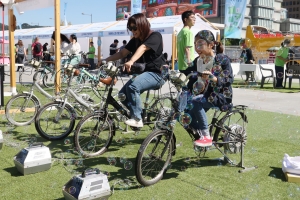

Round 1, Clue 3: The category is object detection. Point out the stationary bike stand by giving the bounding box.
[213,142,258,173]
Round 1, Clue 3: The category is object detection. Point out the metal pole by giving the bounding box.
[91,14,92,23]
[54,0,61,94]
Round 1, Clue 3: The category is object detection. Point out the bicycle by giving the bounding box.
[73,62,175,157]
[5,69,59,126]
[134,71,257,186]
[34,64,110,141]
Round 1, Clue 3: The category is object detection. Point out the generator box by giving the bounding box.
[62,169,111,200]
[13,142,51,175]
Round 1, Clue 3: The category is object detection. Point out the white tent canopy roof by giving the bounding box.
[0,15,219,40]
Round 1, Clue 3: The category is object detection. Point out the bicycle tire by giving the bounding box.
[34,101,76,141]
[135,129,174,186]
[5,93,40,126]
[74,112,115,157]
[43,72,55,88]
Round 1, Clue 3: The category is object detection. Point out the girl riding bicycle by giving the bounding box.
[103,13,166,128]
[187,30,234,147]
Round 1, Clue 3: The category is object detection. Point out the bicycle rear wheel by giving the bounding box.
[5,93,40,126]
[135,129,174,186]
[221,110,247,154]
[34,102,76,141]
[74,112,114,157]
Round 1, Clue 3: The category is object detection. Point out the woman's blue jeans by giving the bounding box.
[188,95,214,130]
[119,72,165,120]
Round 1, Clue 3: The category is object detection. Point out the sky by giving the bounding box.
[10,0,117,26]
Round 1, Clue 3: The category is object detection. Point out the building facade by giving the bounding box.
[116,0,219,20]
[281,0,300,19]
[116,0,300,37]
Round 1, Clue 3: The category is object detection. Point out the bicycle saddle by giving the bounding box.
[100,76,117,85]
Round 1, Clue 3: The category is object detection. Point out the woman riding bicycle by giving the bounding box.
[61,34,81,66]
[103,13,166,128]
[187,30,233,147]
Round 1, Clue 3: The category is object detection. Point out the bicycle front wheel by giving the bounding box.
[74,112,114,157]
[5,93,40,126]
[135,129,174,186]
[34,102,76,141]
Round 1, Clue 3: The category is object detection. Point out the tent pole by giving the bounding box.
[172,30,176,70]
[8,7,16,95]
[97,36,101,67]
[54,0,61,94]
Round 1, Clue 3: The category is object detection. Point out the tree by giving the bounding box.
[221,38,240,46]
[60,19,72,26]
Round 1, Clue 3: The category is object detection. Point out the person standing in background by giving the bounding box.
[177,10,196,75]
[240,41,255,82]
[31,37,43,60]
[109,39,119,55]
[88,41,95,70]
[119,40,127,64]
[16,40,27,72]
[274,39,291,88]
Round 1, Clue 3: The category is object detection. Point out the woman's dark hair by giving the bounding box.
[215,42,224,54]
[70,34,77,42]
[127,13,151,41]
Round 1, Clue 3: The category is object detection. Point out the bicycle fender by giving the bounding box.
[22,92,41,106]
[53,100,77,119]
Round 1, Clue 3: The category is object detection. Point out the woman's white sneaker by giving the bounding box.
[125,119,143,128]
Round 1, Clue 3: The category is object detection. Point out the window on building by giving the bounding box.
[297,7,299,11]
[297,14,299,18]
[117,7,122,14]
[289,8,292,12]
[290,1,292,5]
[282,2,284,6]
[293,7,296,11]
[298,1,300,4]
[293,1,296,5]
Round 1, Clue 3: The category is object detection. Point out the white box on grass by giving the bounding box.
[13,142,51,175]
[62,169,111,200]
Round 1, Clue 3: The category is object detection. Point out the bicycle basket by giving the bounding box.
[103,62,118,76]
[65,64,79,76]
[170,71,187,86]
[30,59,41,69]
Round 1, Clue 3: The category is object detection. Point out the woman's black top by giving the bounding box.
[125,32,165,74]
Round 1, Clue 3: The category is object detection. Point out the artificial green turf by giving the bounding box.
[1,107,300,200]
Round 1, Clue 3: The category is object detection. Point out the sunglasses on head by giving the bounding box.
[127,25,138,31]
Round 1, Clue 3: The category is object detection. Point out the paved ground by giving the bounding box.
[3,67,300,116]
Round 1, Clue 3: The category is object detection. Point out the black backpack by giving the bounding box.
[34,43,42,54]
